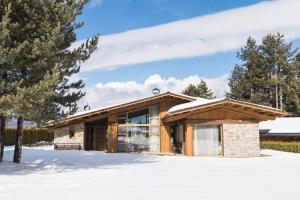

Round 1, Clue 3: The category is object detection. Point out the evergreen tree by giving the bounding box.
[0,68,60,163]
[182,80,215,99]
[227,65,249,100]
[0,115,5,163]
[260,33,297,110]
[0,0,98,163]
[228,33,300,115]
[283,53,300,115]
[227,37,269,105]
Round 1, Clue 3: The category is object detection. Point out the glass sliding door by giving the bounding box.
[193,125,221,156]
[117,104,160,153]
[128,126,149,152]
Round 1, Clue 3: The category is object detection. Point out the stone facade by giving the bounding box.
[223,123,260,157]
[54,123,85,149]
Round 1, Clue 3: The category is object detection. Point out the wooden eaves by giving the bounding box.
[163,98,287,123]
[46,92,196,128]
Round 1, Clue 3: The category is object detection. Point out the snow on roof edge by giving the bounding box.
[167,98,225,114]
[167,98,284,115]
[67,92,196,120]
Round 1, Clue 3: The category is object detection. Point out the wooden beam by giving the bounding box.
[184,124,193,156]
[185,119,258,125]
[107,114,118,153]
[164,105,225,123]
[160,125,170,153]
[224,105,275,120]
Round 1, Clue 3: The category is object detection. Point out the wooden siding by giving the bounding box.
[159,99,186,153]
[184,124,193,156]
[164,100,286,123]
[107,114,118,152]
[160,125,170,153]
[187,108,257,120]
[49,93,194,128]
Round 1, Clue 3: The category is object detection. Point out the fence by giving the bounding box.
[4,128,54,146]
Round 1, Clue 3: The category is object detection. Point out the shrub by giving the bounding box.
[260,141,300,153]
[4,128,54,146]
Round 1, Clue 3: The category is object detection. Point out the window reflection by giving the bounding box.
[117,105,160,153]
[128,108,149,124]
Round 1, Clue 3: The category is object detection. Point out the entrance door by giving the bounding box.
[170,125,184,154]
[94,126,107,151]
[193,125,221,156]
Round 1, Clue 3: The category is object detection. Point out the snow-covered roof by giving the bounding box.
[259,117,300,134]
[48,91,286,127]
[167,98,283,115]
[62,92,196,121]
[167,98,225,114]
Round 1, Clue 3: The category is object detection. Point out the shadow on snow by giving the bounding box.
[0,147,159,176]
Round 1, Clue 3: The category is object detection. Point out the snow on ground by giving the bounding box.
[1,146,299,200]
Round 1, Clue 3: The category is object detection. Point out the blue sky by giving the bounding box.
[72,0,300,109]
[77,0,263,85]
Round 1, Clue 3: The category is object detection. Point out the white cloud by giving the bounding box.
[78,74,229,110]
[76,0,300,72]
[89,0,104,8]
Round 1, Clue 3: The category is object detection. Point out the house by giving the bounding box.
[47,92,285,157]
[259,117,300,141]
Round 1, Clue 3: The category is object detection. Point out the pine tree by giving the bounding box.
[283,53,300,115]
[228,33,300,115]
[0,2,16,162]
[182,80,215,99]
[0,68,60,163]
[0,0,98,163]
[227,37,269,105]
[0,115,5,163]
[227,65,249,100]
[260,33,296,110]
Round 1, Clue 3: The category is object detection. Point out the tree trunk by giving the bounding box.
[0,115,6,163]
[279,85,283,110]
[13,116,24,163]
[275,82,279,109]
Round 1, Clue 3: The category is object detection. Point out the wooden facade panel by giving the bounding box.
[187,108,256,120]
[164,105,276,123]
[159,99,186,153]
[107,114,118,152]
[95,127,107,151]
[160,125,170,153]
[184,124,193,156]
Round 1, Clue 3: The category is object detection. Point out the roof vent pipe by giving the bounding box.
[152,88,160,96]
[84,103,91,111]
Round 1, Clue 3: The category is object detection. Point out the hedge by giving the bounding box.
[260,141,300,153]
[4,128,54,146]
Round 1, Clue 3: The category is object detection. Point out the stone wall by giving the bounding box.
[54,123,85,149]
[223,123,260,157]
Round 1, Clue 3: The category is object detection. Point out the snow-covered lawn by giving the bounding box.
[1,146,299,200]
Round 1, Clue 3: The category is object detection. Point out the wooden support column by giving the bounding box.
[107,114,118,152]
[160,124,170,153]
[184,124,193,156]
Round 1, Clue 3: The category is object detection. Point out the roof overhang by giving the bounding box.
[164,99,287,123]
[46,92,196,128]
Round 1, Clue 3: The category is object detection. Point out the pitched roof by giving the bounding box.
[47,92,196,127]
[167,98,284,114]
[167,98,225,114]
[165,98,286,122]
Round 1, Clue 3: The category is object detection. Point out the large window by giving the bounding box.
[118,104,160,153]
[193,125,222,156]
